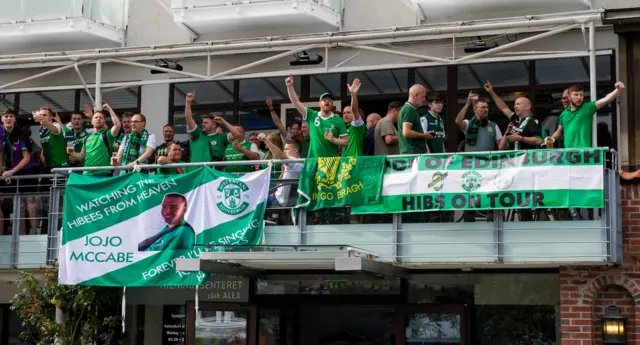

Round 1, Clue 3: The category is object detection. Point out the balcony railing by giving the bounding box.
[171,0,343,13]
[0,0,128,30]
[0,150,622,270]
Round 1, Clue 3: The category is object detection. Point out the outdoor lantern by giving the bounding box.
[603,306,626,345]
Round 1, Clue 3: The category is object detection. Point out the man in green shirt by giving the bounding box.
[398,84,434,154]
[184,92,243,171]
[138,193,195,251]
[64,112,89,167]
[70,104,122,177]
[35,107,69,169]
[285,75,348,157]
[341,79,364,157]
[224,125,262,174]
[545,82,624,148]
[420,93,446,154]
[157,142,185,175]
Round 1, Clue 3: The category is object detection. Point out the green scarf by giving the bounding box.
[466,115,488,146]
[122,130,149,164]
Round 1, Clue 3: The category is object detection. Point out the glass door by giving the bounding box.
[397,305,469,345]
[186,302,257,345]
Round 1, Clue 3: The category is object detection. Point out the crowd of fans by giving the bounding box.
[0,75,626,232]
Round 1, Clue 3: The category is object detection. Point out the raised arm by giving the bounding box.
[216,117,243,141]
[455,92,475,130]
[348,78,361,119]
[36,114,60,135]
[266,97,288,140]
[596,82,625,110]
[103,104,122,138]
[484,81,513,119]
[258,133,287,160]
[285,75,307,119]
[185,92,197,132]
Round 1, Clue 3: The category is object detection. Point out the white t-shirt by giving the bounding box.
[275,156,303,206]
[117,132,158,159]
[461,119,503,141]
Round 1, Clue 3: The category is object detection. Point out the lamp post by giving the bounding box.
[603,306,626,345]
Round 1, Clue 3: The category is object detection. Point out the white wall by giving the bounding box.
[141,84,171,136]
[125,0,192,46]
[342,0,419,31]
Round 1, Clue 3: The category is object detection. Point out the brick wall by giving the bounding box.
[560,184,640,345]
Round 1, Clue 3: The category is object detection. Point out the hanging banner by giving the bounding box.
[58,167,270,287]
[351,149,604,214]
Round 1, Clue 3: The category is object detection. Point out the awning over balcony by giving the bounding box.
[176,245,408,278]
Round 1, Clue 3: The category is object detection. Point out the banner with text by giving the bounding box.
[296,156,386,211]
[58,167,270,287]
[351,149,605,214]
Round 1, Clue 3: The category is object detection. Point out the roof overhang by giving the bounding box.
[176,246,408,279]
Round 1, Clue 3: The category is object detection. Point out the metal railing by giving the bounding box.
[171,0,343,13]
[0,150,621,269]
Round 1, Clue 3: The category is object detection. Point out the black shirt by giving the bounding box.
[507,115,542,150]
[154,140,190,163]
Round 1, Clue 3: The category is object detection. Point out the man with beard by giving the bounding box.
[266,97,309,158]
[545,82,624,148]
[455,92,502,153]
[113,112,133,152]
[399,84,434,154]
[498,97,542,151]
[63,112,89,168]
[157,142,185,175]
[154,124,190,163]
[70,104,122,177]
[285,75,348,157]
[138,193,195,251]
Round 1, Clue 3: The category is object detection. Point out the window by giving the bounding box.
[237,106,278,131]
[535,55,612,84]
[79,87,140,110]
[173,81,234,106]
[0,93,15,113]
[347,69,408,95]
[19,90,76,114]
[310,73,341,99]
[239,76,300,102]
[458,61,529,89]
[415,67,447,91]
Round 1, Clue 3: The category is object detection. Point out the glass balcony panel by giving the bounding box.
[173,0,343,12]
[306,224,395,262]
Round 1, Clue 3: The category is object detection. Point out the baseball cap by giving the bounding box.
[319,93,333,101]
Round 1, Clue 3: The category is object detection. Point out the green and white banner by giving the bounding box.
[59,167,270,287]
[351,149,604,214]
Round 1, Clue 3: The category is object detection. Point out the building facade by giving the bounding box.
[1,0,640,344]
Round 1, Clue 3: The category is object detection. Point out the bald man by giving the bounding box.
[398,84,434,154]
[499,97,543,151]
[364,113,381,156]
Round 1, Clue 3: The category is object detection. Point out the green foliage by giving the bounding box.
[10,266,124,345]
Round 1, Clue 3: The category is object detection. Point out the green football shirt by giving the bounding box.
[398,102,426,154]
[39,122,69,168]
[420,112,446,154]
[224,141,256,173]
[83,129,116,176]
[342,119,365,157]
[65,129,89,167]
[305,108,347,158]
[559,101,597,148]
[144,220,195,251]
[188,127,228,171]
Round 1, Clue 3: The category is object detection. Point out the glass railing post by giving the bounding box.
[298,209,306,245]
[393,213,402,264]
[11,192,22,268]
[47,175,63,265]
[492,211,504,263]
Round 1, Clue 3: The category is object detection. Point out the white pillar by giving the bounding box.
[95,60,102,110]
[589,21,597,147]
[140,84,171,138]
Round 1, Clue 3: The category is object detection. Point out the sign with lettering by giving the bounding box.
[126,277,250,304]
[58,167,270,286]
[352,149,605,214]
[162,305,186,345]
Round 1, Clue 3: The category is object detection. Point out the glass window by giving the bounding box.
[474,305,556,345]
[535,55,612,84]
[405,313,461,345]
[79,87,139,110]
[0,93,16,113]
[171,109,234,136]
[310,73,341,99]
[239,76,300,102]
[173,81,234,106]
[196,310,248,344]
[415,67,447,91]
[458,61,529,89]
[19,90,76,114]
[238,106,278,132]
[348,69,408,95]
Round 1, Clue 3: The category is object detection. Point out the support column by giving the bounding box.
[140,84,171,137]
[95,60,102,109]
[589,21,597,147]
